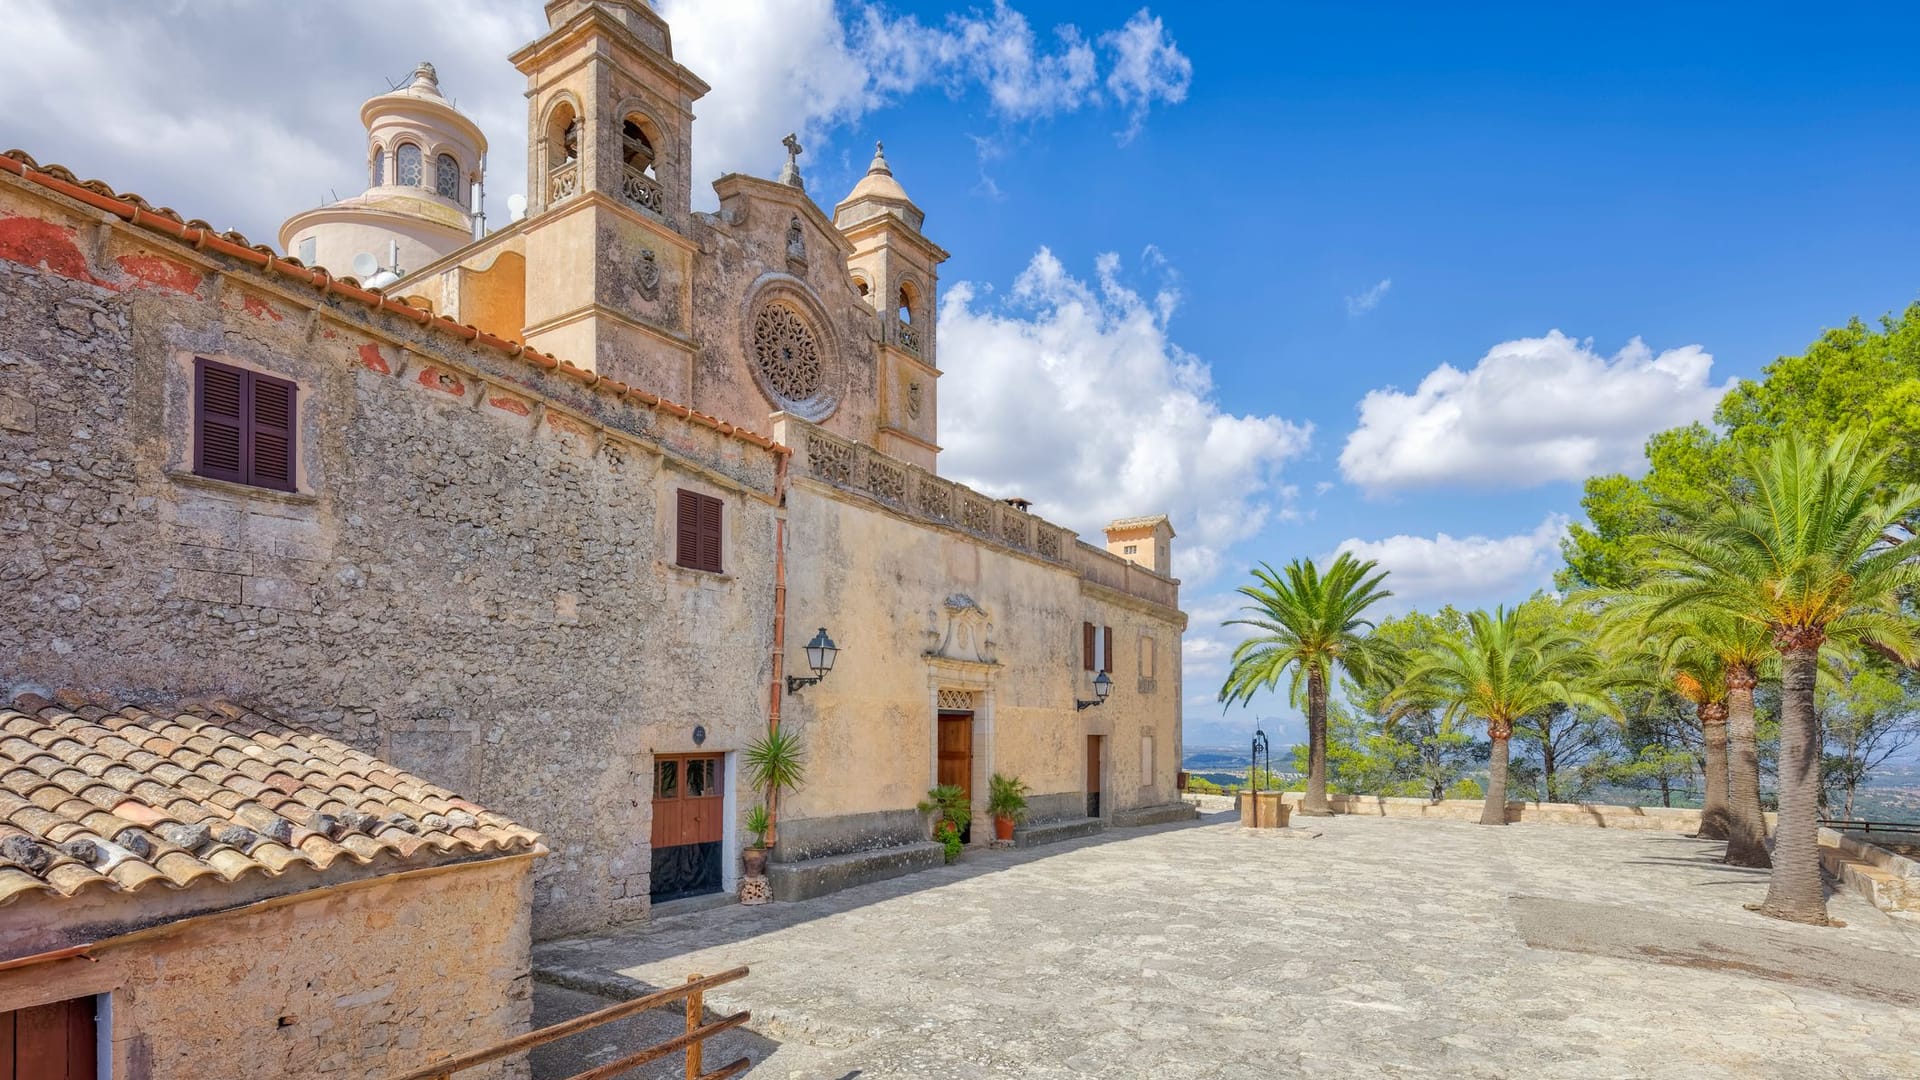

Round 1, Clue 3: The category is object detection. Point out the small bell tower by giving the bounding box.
[835,143,949,472]
[508,0,709,395]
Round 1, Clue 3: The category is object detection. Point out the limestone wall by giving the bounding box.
[774,417,1186,857]
[0,857,534,1080]
[0,173,780,934]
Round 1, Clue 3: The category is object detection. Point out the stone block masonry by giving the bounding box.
[0,172,780,936]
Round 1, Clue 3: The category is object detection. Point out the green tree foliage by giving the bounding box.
[1819,660,1920,819]
[1641,431,1920,924]
[1219,554,1395,815]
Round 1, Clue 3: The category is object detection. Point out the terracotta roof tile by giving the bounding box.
[0,694,543,907]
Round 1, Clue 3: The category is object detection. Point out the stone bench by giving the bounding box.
[767,841,944,902]
[1112,802,1200,828]
[1013,817,1103,849]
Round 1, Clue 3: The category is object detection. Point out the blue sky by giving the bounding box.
[9,1,1919,750]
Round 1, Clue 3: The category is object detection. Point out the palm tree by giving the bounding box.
[1642,431,1920,924]
[1219,554,1394,815]
[1391,604,1610,826]
[1652,613,1776,866]
[1663,650,1732,842]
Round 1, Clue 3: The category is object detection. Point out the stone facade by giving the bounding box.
[0,0,1187,939]
[0,857,534,1079]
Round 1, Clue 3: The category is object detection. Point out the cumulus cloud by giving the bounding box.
[1345,278,1392,317]
[1339,332,1730,494]
[1333,514,1569,611]
[3,0,1187,239]
[938,249,1312,585]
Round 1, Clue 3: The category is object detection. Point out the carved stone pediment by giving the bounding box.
[927,593,995,665]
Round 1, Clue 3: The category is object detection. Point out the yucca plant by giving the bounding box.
[744,726,806,847]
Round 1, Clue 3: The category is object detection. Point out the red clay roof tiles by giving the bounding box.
[0,693,542,909]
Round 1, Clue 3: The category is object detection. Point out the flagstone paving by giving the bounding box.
[532,810,1920,1079]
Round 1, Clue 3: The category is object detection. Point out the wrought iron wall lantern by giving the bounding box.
[1075,670,1113,711]
[785,627,839,693]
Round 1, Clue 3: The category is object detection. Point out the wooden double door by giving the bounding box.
[650,753,724,902]
[1,997,96,1079]
[937,713,973,843]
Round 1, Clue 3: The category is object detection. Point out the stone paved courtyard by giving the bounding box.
[532,810,1920,1079]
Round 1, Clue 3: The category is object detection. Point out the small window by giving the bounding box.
[371,147,385,187]
[685,758,717,797]
[654,759,679,799]
[396,143,423,187]
[436,154,462,203]
[1123,544,1138,555]
[297,237,316,265]
[194,358,297,491]
[897,283,915,324]
[675,489,723,573]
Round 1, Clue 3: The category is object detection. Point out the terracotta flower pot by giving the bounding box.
[742,846,768,877]
[994,815,1015,842]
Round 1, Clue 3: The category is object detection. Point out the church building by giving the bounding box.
[0,0,1189,942]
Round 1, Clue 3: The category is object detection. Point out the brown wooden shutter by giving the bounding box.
[249,372,297,491]
[1083,621,1095,671]
[675,489,700,569]
[194,358,245,484]
[699,492,723,573]
[1103,626,1114,673]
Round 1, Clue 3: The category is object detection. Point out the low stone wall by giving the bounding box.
[1819,827,1920,915]
[1263,792,1777,832]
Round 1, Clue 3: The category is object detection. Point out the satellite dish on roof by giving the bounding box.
[351,252,379,280]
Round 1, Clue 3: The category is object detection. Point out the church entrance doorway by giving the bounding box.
[937,712,974,843]
[650,753,723,903]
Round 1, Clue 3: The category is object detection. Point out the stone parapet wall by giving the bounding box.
[1267,792,1778,832]
[776,414,1179,613]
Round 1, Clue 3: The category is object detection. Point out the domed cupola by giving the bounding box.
[278,61,489,284]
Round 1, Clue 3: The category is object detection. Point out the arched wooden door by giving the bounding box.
[937,712,973,843]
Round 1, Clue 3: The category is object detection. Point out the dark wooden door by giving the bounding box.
[937,713,973,843]
[1086,735,1104,820]
[2,996,97,1080]
[650,754,724,902]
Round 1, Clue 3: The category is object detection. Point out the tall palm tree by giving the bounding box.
[1219,554,1394,815]
[1391,604,1610,826]
[1663,650,1732,842]
[1653,614,1776,866]
[1643,431,1920,925]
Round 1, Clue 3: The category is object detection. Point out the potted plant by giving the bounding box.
[743,726,807,854]
[742,804,770,877]
[986,772,1030,842]
[917,784,972,863]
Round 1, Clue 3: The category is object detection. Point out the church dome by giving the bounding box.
[835,142,924,233]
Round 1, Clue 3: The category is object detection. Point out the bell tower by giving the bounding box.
[835,143,949,472]
[509,0,709,396]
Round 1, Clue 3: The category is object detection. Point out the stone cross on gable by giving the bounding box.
[778,132,806,191]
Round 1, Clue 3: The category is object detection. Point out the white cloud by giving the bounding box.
[1339,331,1730,494]
[1345,278,1392,317]
[662,0,1188,201]
[2,1,1188,240]
[938,249,1312,585]
[1333,514,1569,611]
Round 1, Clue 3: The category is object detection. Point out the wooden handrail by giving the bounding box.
[389,966,750,1080]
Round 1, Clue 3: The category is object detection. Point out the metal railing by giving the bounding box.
[1822,818,1920,836]
[391,967,752,1080]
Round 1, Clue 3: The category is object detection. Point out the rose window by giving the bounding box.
[752,303,824,404]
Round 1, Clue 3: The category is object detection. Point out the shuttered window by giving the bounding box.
[194,358,296,492]
[1082,621,1096,672]
[1103,625,1114,674]
[675,489,724,573]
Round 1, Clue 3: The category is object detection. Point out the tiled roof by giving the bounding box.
[0,693,542,908]
[1105,514,1173,533]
